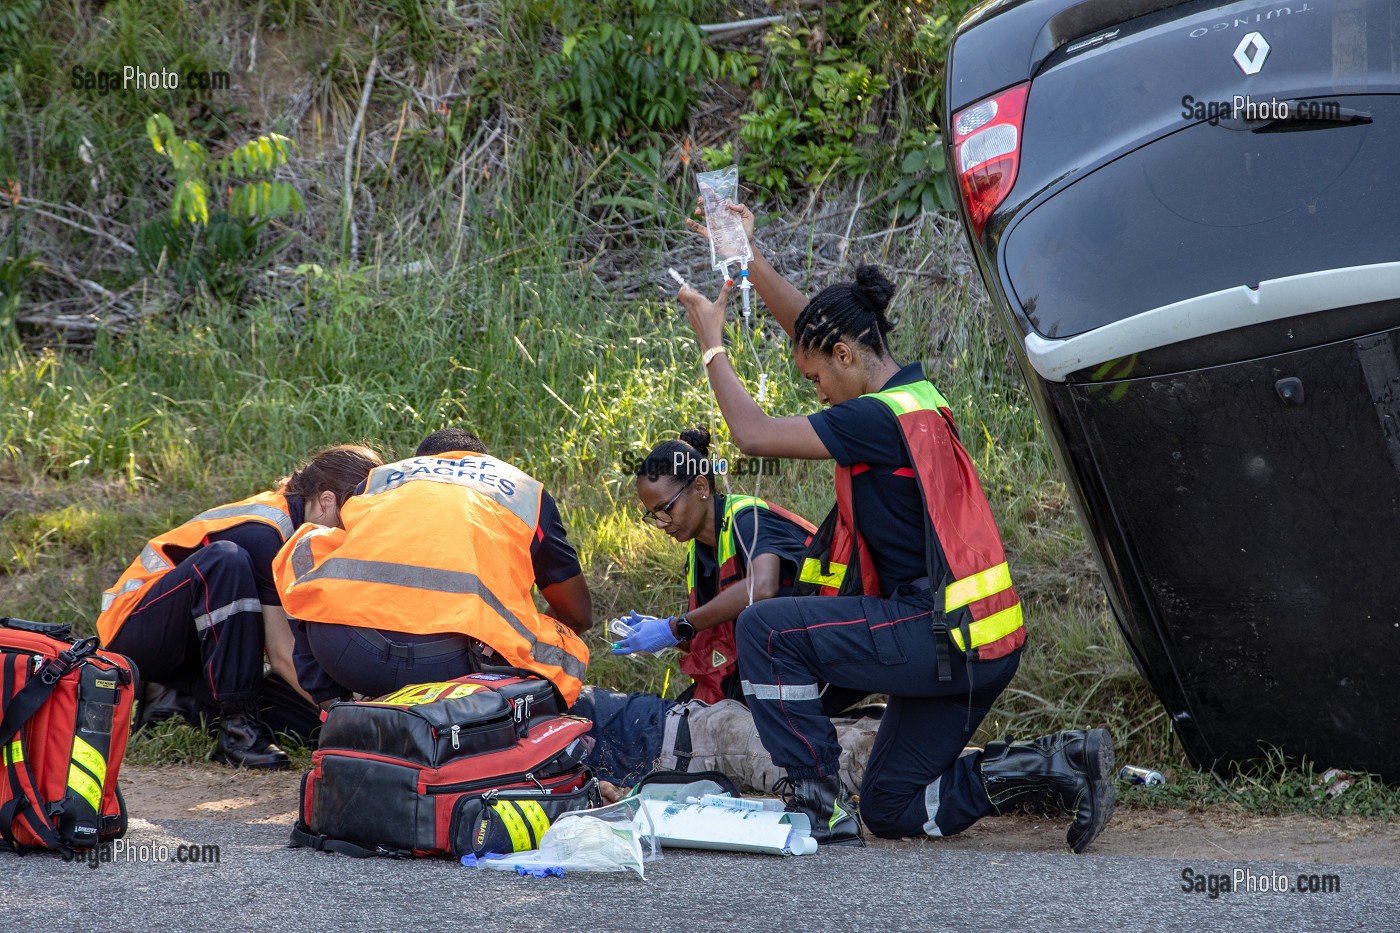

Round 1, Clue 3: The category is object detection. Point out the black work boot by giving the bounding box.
[212,701,291,770]
[135,682,210,731]
[979,729,1115,853]
[779,775,865,847]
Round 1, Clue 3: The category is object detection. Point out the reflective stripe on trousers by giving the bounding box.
[194,598,263,632]
[741,680,821,702]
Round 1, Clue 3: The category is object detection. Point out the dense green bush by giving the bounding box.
[727,0,979,209]
[531,0,744,141]
[137,114,302,299]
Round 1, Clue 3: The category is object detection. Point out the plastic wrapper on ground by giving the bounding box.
[465,797,659,879]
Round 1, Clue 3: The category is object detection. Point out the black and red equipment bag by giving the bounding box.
[290,671,601,859]
[0,617,138,854]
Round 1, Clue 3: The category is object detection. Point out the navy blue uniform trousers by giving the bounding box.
[568,685,878,788]
[736,586,1019,838]
[298,621,483,701]
[568,687,673,787]
[107,540,266,703]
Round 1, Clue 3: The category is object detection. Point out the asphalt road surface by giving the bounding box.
[3,815,1395,932]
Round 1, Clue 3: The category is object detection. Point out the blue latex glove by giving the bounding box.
[610,613,680,655]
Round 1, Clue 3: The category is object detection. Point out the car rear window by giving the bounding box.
[1002,95,1400,339]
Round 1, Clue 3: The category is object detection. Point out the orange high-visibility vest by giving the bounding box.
[271,452,590,704]
[797,380,1025,662]
[683,495,815,704]
[97,491,296,645]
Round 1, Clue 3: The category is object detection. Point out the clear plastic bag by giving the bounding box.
[466,797,661,879]
[631,778,732,803]
[695,165,752,272]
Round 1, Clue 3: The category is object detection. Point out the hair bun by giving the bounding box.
[853,265,895,311]
[679,426,712,457]
[852,265,896,334]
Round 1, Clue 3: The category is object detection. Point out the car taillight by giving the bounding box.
[952,82,1030,238]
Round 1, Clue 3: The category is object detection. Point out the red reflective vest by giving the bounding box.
[798,379,1025,661]
[272,452,590,704]
[683,495,816,704]
[96,491,295,645]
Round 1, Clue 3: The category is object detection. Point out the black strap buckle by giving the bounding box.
[959,617,975,664]
[931,617,952,682]
[44,637,99,683]
[40,657,73,685]
[674,705,694,771]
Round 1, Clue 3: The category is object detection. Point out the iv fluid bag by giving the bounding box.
[696,165,752,272]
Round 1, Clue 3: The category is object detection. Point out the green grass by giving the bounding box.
[1120,749,1400,819]
[125,718,314,772]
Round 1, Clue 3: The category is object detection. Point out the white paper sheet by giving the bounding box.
[638,798,817,856]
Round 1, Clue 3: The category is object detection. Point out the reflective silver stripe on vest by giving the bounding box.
[290,556,585,682]
[194,598,263,632]
[191,502,295,539]
[139,544,172,573]
[741,680,821,701]
[287,528,328,581]
[101,578,146,611]
[363,456,543,529]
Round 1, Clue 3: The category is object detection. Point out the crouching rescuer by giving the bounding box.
[96,445,382,768]
[272,429,592,706]
[677,202,1116,851]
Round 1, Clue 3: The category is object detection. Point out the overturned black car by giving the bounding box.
[945,0,1400,779]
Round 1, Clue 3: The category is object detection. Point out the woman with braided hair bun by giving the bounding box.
[676,201,1115,852]
[571,424,879,797]
[613,424,819,703]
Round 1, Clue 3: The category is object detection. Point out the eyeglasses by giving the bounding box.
[642,475,697,527]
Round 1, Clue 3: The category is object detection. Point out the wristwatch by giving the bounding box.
[673,616,697,641]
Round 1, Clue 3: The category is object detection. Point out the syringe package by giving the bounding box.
[609,615,645,663]
[696,165,752,272]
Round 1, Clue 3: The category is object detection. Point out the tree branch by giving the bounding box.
[8,198,137,255]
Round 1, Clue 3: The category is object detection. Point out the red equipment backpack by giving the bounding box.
[290,672,600,859]
[0,617,138,853]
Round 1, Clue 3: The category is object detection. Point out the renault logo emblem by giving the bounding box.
[1233,32,1270,75]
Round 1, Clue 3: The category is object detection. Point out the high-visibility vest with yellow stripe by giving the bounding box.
[96,491,296,645]
[271,451,590,704]
[797,379,1025,660]
[680,495,815,703]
